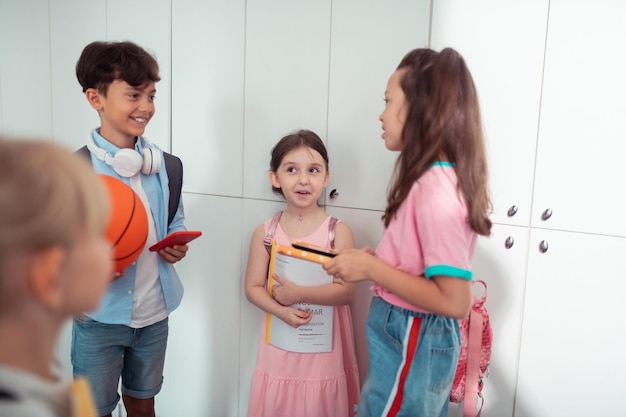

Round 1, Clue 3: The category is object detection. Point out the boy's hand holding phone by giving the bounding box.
[149,230,202,263]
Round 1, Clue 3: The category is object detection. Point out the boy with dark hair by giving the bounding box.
[72,40,189,417]
[0,137,110,417]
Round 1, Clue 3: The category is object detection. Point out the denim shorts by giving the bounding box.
[71,316,169,416]
[357,297,460,417]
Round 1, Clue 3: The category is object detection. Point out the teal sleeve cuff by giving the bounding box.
[425,265,473,280]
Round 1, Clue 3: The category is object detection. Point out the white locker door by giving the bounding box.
[0,1,52,138]
[50,1,106,149]
[160,194,244,417]
[106,0,172,152]
[171,0,246,197]
[532,0,626,236]
[430,0,549,227]
[516,229,626,416]
[243,0,332,202]
[326,0,431,211]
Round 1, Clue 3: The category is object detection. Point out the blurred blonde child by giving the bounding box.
[0,137,113,417]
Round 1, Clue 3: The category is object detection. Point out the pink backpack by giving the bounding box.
[449,279,492,417]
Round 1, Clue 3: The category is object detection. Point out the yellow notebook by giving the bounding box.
[69,377,98,417]
[266,241,334,353]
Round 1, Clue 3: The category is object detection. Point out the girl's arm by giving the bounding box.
[272,221,356,307]
[244,224,312,328]
[323,249,471,319]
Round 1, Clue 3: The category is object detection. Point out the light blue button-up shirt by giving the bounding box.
[87,129,186,325]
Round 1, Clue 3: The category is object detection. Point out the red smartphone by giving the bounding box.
[149,230,202,251]
[291,241,337,258]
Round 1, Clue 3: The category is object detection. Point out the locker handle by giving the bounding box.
[541,208,553,221]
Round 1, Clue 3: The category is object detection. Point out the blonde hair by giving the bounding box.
[0,137,109,264]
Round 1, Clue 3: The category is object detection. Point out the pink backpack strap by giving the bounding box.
[464,307,482,417]
[464,280,488,417]
[328,216,338,249]
[263,211,283,253]
[264,212,338,252]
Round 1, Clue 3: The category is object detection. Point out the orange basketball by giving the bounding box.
[99,174,149,273]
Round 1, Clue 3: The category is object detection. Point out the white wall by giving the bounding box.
[2,1,625,417]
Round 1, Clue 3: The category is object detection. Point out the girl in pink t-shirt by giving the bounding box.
[245,129,360,417]
[323,48,492,417]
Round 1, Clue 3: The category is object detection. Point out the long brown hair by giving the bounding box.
[382,48,492,236]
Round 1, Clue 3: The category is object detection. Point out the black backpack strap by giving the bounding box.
[163,152,183,226]
[77,145,90,159]
[263,211,283,254]
[76,146,182,226]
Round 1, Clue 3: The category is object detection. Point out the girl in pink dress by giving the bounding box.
[245,129,360,417]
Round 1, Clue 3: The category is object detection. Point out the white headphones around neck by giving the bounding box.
[86,134,161,177]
